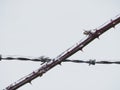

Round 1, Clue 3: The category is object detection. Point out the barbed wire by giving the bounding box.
[1,55,120,65]
[0,55,51,65]
[64,59,120,65]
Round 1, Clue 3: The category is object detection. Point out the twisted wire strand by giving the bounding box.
[0,55,49,62]
[1,55,120,65]
[0,55,51,64]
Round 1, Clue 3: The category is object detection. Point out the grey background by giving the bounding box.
[0,0,120,90]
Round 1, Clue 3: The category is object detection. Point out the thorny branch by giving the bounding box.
[1,55,120,65]
[3,14,120,90]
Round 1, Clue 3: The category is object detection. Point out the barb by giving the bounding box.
[4,14,120,90]
[1,55,120,65]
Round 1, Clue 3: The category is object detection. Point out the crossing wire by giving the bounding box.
[1,55,120,65]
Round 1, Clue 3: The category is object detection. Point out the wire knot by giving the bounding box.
[88,59,96,65]
[39,56,51,65]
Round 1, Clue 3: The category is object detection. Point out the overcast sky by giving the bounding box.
[0,0,120,90]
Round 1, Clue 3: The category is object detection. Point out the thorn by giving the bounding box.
[113,26,115,29]
[94,32,100,39]
[95,34,100,39]
[80,49,84,52]
[58,62,62,66]
[96,36,100,39]
[29,81,32,85]
[112,24,115,29]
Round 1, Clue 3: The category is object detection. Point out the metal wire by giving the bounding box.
[1,55,120,65]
